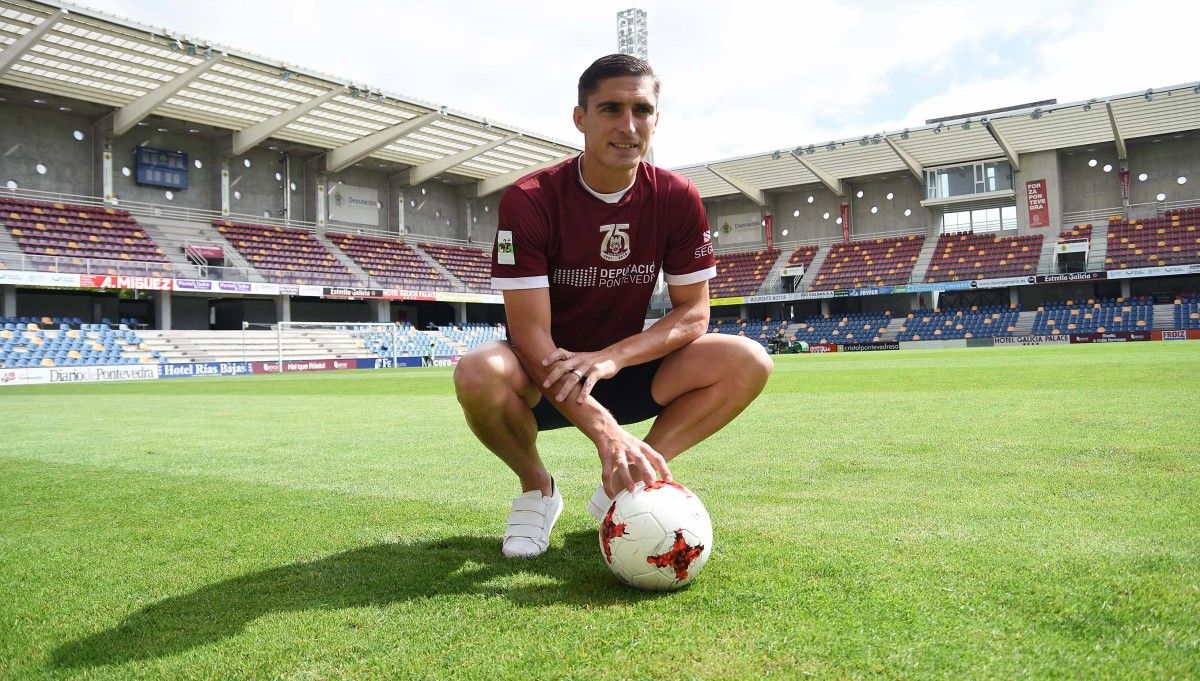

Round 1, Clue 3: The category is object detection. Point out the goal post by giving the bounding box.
[269,321,400,374]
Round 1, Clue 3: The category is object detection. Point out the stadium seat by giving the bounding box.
[810,235,925,290]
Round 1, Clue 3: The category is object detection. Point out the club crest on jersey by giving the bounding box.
[496,230,515,265]
[599,223,631,262]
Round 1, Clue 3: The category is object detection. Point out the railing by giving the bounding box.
[0,185,320,232]
[0,185,485,249]
[1062,199,1200,227]
[1061,206,1124,227]
[0,250,178,278]
[716,224,932,256]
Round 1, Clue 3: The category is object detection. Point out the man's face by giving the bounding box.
[573,75,659,179]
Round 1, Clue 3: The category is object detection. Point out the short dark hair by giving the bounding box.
[577,54,660,109]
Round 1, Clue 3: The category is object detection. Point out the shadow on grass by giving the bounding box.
[52,530,662,668]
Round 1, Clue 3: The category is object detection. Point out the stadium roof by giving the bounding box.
[0,0,579,196]
[676,81,1200,203]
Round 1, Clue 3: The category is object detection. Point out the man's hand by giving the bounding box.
[541,348,621,403]
[595,427,673,497]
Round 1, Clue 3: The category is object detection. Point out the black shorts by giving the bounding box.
[531,357,665,431]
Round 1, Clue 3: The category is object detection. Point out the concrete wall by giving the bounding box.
[225,147,295,221]
[1059,145,1121,214]
[724,176,931,248]
[109,130,218,210]
[1127,135,1200,206]
[1014,149,1063,234]
[398,181,465,239]
[704,196,764,250]
[846,175,928,237]
[467,193,500,247]
[0,104,94,195]
[768,184,842,243]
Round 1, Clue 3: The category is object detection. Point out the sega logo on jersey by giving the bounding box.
[694,242,714,258]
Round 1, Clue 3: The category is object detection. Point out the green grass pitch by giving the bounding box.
[1,343,1198,678]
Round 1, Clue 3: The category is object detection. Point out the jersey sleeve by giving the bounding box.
[662,180,717,286]
[491,186,550,290]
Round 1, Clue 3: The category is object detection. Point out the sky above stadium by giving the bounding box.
[77,0,1200,169]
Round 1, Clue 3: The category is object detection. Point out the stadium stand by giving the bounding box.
[417,242,493,292]
[1059,224,1093,243]
[785,245,819,274]
[707,318,788,347]
[0,317,161,368]
[326,232,453,291]
[214,220,356,286]
[896,306,1020,341]
[790,312,892,345]
[0,196,170,275]
[710,249,780,297]
[1031,297,1154,335]
[435,322,508,352]
[809,235,924,290]
[1104,209,1200,270]
[925,232,1043,283]
[1174,294,1200,330]
[359,322,458,357]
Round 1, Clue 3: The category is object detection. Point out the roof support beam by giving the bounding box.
[326,110,442,173]
[397,133,519,186]
[471,156,565,197]
[984,121,1021,172]
[884,136,924,183]
[0,10,67,78]
[232,87,348,155]
[113,54,223,135]
[1105,100,1128,160]
[705,165,765,206]
[789,152,846,198]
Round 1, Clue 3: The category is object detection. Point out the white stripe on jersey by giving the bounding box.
[664,266,717,286]
[491,275,551,290]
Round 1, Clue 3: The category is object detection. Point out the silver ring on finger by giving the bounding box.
[570,369,585,380]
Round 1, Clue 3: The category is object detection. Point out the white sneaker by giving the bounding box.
[502,479,562,559]
[586,483,613,523]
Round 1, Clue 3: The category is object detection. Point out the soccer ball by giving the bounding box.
[598,480,713,591]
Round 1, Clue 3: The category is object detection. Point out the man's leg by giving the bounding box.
[453,341,553,496]
[456,341,563,559]
[645,334,773,460]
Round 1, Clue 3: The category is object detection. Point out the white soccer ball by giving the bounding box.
[598,480,713,591]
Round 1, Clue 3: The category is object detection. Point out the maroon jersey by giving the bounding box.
[492,155,715,352]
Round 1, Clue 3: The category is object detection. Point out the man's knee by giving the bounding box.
[728,336,773,389]
[454,344,528,409]
[454,349,502,405]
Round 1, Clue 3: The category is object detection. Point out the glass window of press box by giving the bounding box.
[940,205,1017,234]
[926,160,1013,200]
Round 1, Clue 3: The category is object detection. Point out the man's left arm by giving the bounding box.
[541,280,710,403]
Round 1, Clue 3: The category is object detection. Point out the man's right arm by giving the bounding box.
[503,287,671,495]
